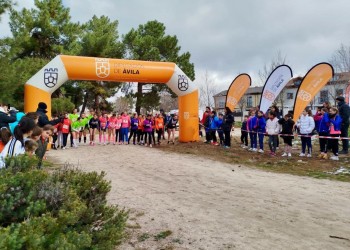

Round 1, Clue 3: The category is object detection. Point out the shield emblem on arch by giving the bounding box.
[95,59,110,78]
[184,112,190,120]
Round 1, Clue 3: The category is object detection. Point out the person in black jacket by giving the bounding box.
[36,102,61,127]
[278,113,295,157]
[336,96,350,154]
[0,103,17,130]
[222,106,235,148]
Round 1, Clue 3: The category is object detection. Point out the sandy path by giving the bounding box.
[47,142,350,250]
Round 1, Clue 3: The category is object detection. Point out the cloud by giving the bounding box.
[1,0,350,91]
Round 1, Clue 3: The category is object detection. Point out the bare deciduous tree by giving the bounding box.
[237,95,247,121]
[198,70,218,110]
[114,96,133,114]
[330,44,350,73]
[159,93,178,112]
[258,50,287,85]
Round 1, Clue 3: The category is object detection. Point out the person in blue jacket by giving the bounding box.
[247,109,258,152]
[217,113,224,146]
[209,111,220,146]
[314,108,330,159]
[256,110,266,153]
[325,107,342,161]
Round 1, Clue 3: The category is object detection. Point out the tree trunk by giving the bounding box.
[80,91,89,115]
[94,94,100,113]
[135,82,144,114]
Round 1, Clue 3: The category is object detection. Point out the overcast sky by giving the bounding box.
[1,0,350,92]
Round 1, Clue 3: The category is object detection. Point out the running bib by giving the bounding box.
[158,124,163,128]
[63,124,69,130]
[123,119,128,123]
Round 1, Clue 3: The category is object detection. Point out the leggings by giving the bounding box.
[328,134,340,156]
[128,129,137,144]
[137,129,144,143]
[62,133,69,147]
[115,129,120,142]
[144,131,153,145]
[258,132,264,150]
[156,128,163,143]
[241,131,248,146]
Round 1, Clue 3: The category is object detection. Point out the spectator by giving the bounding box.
[36,102,61,127]
[336,96,350,154]
[0,103,17,129]
[222,106,235,148]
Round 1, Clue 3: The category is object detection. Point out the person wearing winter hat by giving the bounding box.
[336,96,350,154]
[36,102,61,127]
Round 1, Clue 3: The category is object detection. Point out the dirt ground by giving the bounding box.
[47,134,350,250]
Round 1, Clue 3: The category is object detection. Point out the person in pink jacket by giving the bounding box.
[120,112,131,145]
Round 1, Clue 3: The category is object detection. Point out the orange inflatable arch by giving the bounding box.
[24,55,199,142]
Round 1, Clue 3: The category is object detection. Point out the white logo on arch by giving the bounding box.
[95,58,110,78]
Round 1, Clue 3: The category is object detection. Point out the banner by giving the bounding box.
[225,74,251,111]
[259,65,293,114]
[293,63,334,121]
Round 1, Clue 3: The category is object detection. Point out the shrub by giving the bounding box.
[0,156,128,250]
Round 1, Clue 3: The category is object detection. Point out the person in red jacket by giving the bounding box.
[201,107,211,143]
[61,113,71,149]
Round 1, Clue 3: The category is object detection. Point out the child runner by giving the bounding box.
[278,113,295,157]
[209,111,219,146]
[151,115,156,145]
[296,109,315,157]
[79,113,89,144]
[68,108,79,147]
[35,124,54,168]
[327,107,342,161]
[61,113,71,149]
[108,113,117,145]
[266,111,280,156]
[143,114,153,147]
[88,114,100,146]
[115,114,122,145]
[240,115,249,148]
[128,113,138,145]
[155,113,165,145]
[137,114,145,145]
[99,113,108,145]
[167,114,178,144]
[120,112,131,145]
[71,117,82,148]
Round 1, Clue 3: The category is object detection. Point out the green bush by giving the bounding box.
[0,156,128,250]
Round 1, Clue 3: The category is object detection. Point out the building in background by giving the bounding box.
[213,72,350,119]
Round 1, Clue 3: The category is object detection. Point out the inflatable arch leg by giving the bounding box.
[24,55,199,142]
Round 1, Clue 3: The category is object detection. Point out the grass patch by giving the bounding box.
[154,230,172,241]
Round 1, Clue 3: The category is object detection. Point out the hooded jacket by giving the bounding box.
[337,98,350,124]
